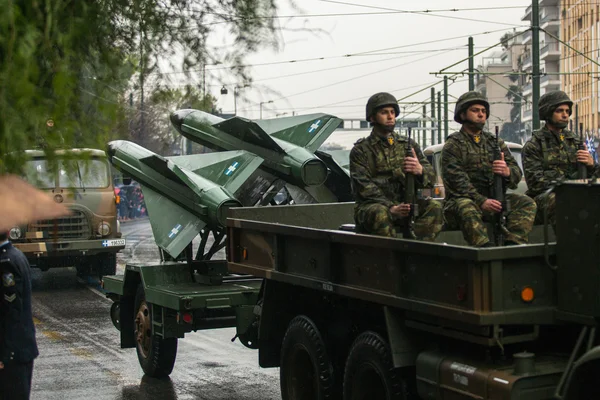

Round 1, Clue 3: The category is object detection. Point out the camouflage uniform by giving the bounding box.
[523,125,600,225]
[442,129,536,246]
[522,91,600,226]
[350,127,443,240]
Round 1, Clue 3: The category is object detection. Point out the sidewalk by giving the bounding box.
[119,216,149,224]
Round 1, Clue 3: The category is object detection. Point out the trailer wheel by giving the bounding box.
[280,315,336,400]
[134,285,178,378]
[343,331,414,400]
[110,302,121,331]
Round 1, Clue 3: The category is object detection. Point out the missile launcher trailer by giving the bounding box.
[104,180,600,399]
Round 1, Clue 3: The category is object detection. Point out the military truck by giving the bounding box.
[10,149,125,277]
[103,179,600,399]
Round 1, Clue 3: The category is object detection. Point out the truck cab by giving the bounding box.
[10,148,125,277]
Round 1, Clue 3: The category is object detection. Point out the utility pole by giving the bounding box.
[532,0,541,131]
[444,76,449,139]
[468,37,475,91]
[140,27,145,146]
[575,104,579,136]
[203,64,206,100]
[422,105,427,147]
[437,92,442,144]
[431,88,436,145]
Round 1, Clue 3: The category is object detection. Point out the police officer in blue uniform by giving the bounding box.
[0,231,38,400]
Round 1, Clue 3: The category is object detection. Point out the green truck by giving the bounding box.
[10,148,125,277]
[103,179,600,399]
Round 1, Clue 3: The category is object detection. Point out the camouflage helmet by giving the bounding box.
[454,91,490,123]
[366,92,400,121]
[539,90,573,121]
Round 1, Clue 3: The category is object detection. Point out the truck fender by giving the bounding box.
[564,345,600,399]
[257,279,287,368]
[119,269,142,348]
[384,306,422,368]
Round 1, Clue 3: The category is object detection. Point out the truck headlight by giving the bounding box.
[98,222,111,237]
[9,227,21,240]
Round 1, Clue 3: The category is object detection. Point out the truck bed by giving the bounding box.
[227,203,557,327]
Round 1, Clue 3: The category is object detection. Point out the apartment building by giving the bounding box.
[474,31,526,141]
[521,0,562,137]
[561,0,600,137]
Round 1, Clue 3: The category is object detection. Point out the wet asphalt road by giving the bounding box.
[30,219,280,400]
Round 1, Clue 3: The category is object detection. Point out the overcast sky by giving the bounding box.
[203,0,531,123]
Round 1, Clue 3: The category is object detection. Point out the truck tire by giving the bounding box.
[110,302,121,331]
[280,315,336,400]
[134,285,178,378]
[343,332,414,400]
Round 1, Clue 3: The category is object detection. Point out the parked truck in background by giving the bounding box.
[10,148,125,277]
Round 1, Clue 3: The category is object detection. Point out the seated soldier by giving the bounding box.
[522,90,600,227]
[349,92,443,240]
[442,91,536,247]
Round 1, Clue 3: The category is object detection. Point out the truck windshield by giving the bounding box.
[24,158,110,189]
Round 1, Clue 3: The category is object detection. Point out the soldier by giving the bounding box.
[0,231,39,400]
[349,92,443,240]
[522,90,599,226]
[442,91,536,247]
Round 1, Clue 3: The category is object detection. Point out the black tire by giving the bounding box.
[343,332,414,400]
[280,315,337,400]
[134,285,178,378]
[110,302,121,331]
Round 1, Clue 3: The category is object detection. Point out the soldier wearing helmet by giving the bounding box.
[441,91,536,247]
[522,90,599,227]
[349,92,443,239]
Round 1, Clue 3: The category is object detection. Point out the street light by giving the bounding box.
[220,85,247,116]
[260,100,273,119]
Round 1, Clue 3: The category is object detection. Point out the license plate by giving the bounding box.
[102,239,126,247]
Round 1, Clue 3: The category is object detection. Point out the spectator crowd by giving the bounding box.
[114,182,147,221]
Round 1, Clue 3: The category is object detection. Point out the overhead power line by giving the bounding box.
[237,48,457,112]
[318,0,528,27]
[149,27,513,76]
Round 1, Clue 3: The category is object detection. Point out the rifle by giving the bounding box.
[403,127,418,239]
[492,126,509,246]
[578,122,587,179]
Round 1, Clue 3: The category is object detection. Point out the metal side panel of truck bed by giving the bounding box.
[226,202,557,328]
[103,262,262,311]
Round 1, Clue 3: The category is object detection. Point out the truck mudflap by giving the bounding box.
[416,350,566,399]
[14,237,126,257]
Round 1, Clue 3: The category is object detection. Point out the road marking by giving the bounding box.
[42,330,66,341]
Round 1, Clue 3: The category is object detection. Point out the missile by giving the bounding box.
[107,140,263,257]
[170,110,342,189]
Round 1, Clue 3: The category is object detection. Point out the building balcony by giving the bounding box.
[541,42,561,61]
[523,109,533,122]
[540,74,561,89]
[522,30,532,44]
[541,13,560,32]
[522,5,532,21]
[523,82,533,96]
